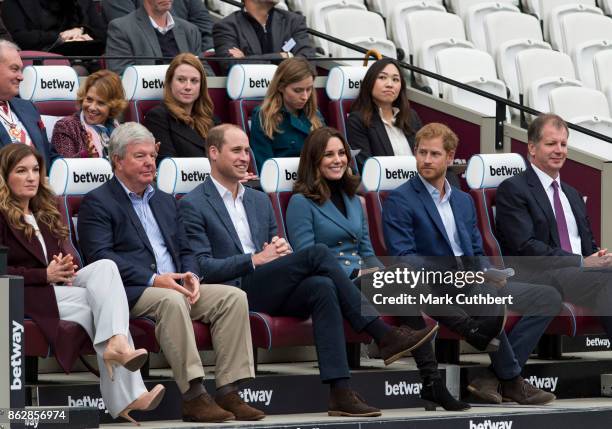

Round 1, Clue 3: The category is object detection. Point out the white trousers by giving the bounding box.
[54,259,147,418]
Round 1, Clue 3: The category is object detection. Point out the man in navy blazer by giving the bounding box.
[0,40,57,167]
[77,122,264,423]
[495,114,612,341]
[178,123,438,417]
[382,123,560,405]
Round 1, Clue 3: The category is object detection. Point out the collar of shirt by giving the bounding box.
[531,162,561,191]
[378,107,400,126]
[210,175,245,202]
[116,177,155,203]
[418,174,452,204]
[243,7,274,29]
[149,12,175,35]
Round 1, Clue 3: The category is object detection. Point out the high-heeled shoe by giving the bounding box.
[421,378,471,411]
[119,384,166,426]
[103,347,148,381]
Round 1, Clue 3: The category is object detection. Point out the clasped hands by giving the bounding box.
[251,236,292,267]
[153,272,201,305]
[60,27,93,42]
[47,252,78,285]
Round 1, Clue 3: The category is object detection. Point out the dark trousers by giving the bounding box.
[525,267,612,341]
[241,244,378,381]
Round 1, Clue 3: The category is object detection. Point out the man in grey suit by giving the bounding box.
[105,0,212,75]
[213,0,316,73]
[102,0,214,52]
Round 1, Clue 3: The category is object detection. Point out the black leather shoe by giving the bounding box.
[421,378,471,411]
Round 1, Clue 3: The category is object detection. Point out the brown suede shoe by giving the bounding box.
[467,371,502,404]
[379,325,439,365]
[182,393,235,423]
[328,388,382,417]
[216,391,266,421]
[501,377,556,405]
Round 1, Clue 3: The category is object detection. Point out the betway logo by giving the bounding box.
[68,395,109,413]
[73,172,112,183]
[489,165,523,177]
[181,170,209,182]
[239,389,272,406]
[385,168,417,180]
[142,78,164,89]
[586,337,611,348]
[249,77,270,88]
[347,79,361,89]
[469,419,513,429]
[526,376,558,392]
[384,380,422,396]
[41,79,75,92]
[10,320,24,391]
[284,170,298,181]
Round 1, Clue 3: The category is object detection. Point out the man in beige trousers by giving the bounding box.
[78,122,264,423]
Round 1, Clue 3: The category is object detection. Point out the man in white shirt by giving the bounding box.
[496,113,612,348]
[105,0,211,75]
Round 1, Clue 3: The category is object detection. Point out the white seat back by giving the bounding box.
[450,0,517,19]
[375,0,443,17]
[548,3,602,48]
[594,49,612,112]
[527,0,596,20]
[325,9,396,63]
[302,0,364,19]
[466,2,520,51]
[309,0,368,56]
[549,86,611,121]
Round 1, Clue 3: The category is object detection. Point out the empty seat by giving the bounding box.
[559,13,612,88]
[369,0,444,17]
[386,1,446,60]
[484,12,550,102]
[525,0,597,37]
[435,48,508,117]
[325,9,397,63]
[594,49,612,111]
[516,49,581,114]
[602,0,612,15]
[465,1,520,51]
[449,0,518,19]
[547,2,602,47]
[325,65,369,137]
[309,0,368,56]
[121,65,168,123]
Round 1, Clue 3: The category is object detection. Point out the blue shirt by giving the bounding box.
[116,178,177,285]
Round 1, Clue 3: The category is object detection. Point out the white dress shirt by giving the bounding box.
[149,12,175,35]
[379,107,413,156]
[530,163,582,254]
[210,176,257,255]
[419,175,464,256]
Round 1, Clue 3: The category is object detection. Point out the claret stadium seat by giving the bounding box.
[122,64,168,123]
[325,65,368,140]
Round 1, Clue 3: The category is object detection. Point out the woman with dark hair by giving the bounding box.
[250,57,324,172]
[285,127,470,412]
[0,144,164,425]
[144,53,217,162]
[52,69,127,158]
[346,58,422,172]
[1,0,106,52]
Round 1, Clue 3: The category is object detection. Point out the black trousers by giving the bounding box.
[241,244,378,381]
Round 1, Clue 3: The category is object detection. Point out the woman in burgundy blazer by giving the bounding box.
[0,144,163,424]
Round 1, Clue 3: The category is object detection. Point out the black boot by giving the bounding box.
[436,311,506,352]
[421,378,471,411]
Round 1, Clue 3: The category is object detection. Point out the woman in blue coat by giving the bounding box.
[286,127,470,412]
[250,57,324,172]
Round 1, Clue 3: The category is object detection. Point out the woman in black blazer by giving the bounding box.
[346,58,422,173]
[144,53,217,163]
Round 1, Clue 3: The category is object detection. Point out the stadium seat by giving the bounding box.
[516,49,582,115]
[484,12,551,103]
[385,1,446,61]
[464,1,520,52]
[558,13,612,88]
[434,48,508,118]
[157,157,212,197]
[602,0,612,15]
[308,0,368,56]
[448,0,519,17]
[121,65,168,123]
[525,0,598,39]
[369,0,444,18]
[325,9,397,63]
[19,50,70,67]
[325,65,369,138]
[548,3,603,51]
[594,49,612,111]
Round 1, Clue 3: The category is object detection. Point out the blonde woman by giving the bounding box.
[250,57,324,172]
[144,53,217,162]
[0,143,164,425]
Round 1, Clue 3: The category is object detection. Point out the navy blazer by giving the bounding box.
[178,177,277,286]
[77,177,198,307]
[495,166,598,269]
[285,192,380,276]
[0,98,57,167]
[382,176,487,270]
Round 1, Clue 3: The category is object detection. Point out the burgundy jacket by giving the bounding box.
[51,114,93,158]
[0,210,88,372]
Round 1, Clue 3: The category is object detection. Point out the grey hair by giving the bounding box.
[0,39,21,62]
[108,122,155,162]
